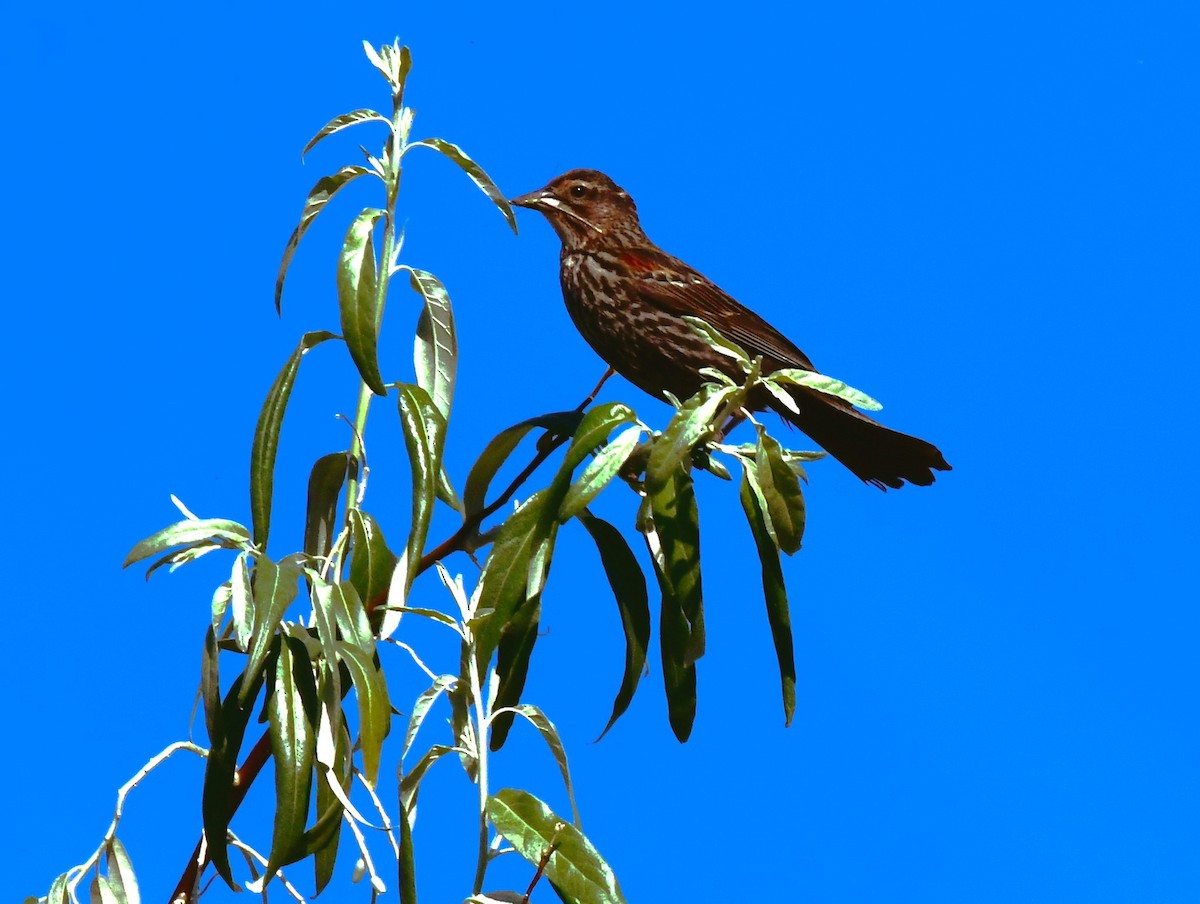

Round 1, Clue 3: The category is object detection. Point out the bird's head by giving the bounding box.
[510,169,645,250]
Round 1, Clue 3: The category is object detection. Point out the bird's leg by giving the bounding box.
[576,366,616,412]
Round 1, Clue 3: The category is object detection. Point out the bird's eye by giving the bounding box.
[570,184,588,199]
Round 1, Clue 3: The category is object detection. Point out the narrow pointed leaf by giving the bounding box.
[487,789,627,904]
[265,635,319,877]
[682,315,752,369]
[276,167,372,313]
[348,510,398,622]
[755,431,806,555]
[403,674,458,758]
[394,384,439,601]
[489,602,541,751]
[89,875,118,904]
[302,109,391,160]
[768,368,882,410]
[399,743,457,811]
[406,137,517,233]
[559,425,643,522]
[203,657,269,888]
[250,331,339,550]
[578,511,650,740]
[493,704,581,827]
[399,266,457,420]
[123,518,250,569]
[338,208,387,396]
[105,838,139,904]
[314,714,352,893]
[472,491,554,665]
[337,642,391,783]
[240,555,303,706]
[646,383,737,488]
[740,472,796,726]
[463,410,584,518]
[304,452,353,561]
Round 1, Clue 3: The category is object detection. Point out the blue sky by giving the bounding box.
[5,1,1198,901]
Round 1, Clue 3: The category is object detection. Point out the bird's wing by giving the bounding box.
[608,246,819,372]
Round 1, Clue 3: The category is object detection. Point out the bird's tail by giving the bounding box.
[771,386,952,490]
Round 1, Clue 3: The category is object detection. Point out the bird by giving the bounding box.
[509,169,951,489]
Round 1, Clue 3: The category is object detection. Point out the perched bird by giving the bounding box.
[510,169,951,489]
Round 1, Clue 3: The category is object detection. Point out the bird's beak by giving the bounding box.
[509,187,554,210]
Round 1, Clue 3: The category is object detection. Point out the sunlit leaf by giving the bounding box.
[397,266,457,421]
[472,491,554,667]
[203,654,268,887]
[755,430,806,555]
[250,331,339,550]
[487,789,627,904]
[337,642,391,784]
[405,137,517,233]
[393,384,439,610]
[399,743,457,811]
[489,601,541,751]
[642,466,704,743]
[682,315,752,369]
[240,554,303,707]
[739,471,796,726]
[302,109,391,160]
[767,368,882,411]
[265,635,319,877]
[404,674,458,758]
[462,410,583,519]
[276,167,372,313]
[314,705,352,893]
[89,875,118,904]
[348,510,398,622]
[559,425,643,522]
[105,838,139,904]
[304,452,353,561]
[338,207,388,396]
[491,704,581,826]
[646,383,737,489]
[123,518,250,569]
[578,511,650,741]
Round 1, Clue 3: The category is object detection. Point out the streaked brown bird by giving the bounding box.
[510,169,951,489]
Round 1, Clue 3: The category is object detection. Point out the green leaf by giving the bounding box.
[304,452,353,561]
[472,491,554,666]
[403,674,457,758]
[265,635,319,877]
[682,315,752,370]
[405,137,517,233]
[250,331,339,550]
[105,838,139,904]
[489,601,541,751]
[348,510,398,620]
[123,518,250,569]
[755,430,806,555]
[558,425,643,522]
[642,466,704,743]
[202,627,222,747]
[337,642,391,784]
[578,511,650,741]
[646,383,737,490]
[338,207,388,396]
[463,411,584,519]
[399,743,457,811]
[276,166,372,313]
[487,789,627,904]
[314,706,352,894]
[46,873,70,904]
[89,875,119,904]
[739,471,796,726]
[767,368,882,411]
[492,705,581,827]
[240,554,303,707]
[393,384,440,604]
[203,654,268,888]
[302,108,391,160]
[561,403,638,474]
[398,266,457,421]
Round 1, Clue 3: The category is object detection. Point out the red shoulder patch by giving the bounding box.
[618,251,660,272]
